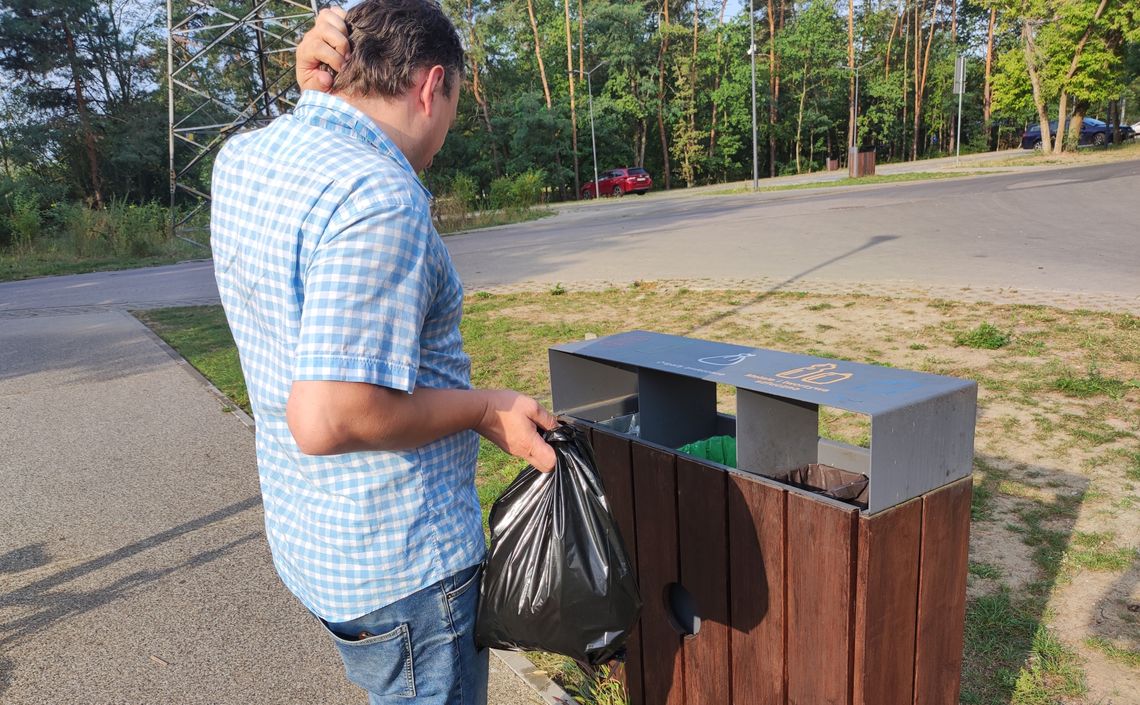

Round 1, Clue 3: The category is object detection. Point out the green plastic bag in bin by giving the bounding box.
[677,435,737,468]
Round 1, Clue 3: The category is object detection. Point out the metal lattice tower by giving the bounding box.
[167,0,318,242]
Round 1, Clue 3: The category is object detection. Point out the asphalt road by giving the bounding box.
[1,159,1137,312]
[449,159,1140,298]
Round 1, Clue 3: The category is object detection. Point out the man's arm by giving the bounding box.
[296,7,350,91]
[287,381,558,472]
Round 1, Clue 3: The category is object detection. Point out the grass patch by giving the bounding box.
[962,590,1086,705]
[434,205,554,235]
[1084,636,1140,668]
[0,244,206,282]
[134,306,249,413]
[969,561,1003,580]
[955,323,1012,350]
[1064,532,1139,572]
[1052,365,1135,399]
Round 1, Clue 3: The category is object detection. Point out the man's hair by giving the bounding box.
[332,0,465,98]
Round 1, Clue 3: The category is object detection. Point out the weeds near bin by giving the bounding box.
[1063,532,1139,572]
[1084,637,1140,668]
[961,591,1086,705]
[955,322,1012,349]
[1053,364,1135,399]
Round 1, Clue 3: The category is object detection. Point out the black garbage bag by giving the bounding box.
[476,423,641,665]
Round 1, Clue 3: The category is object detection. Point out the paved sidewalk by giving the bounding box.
[0,307,551,704]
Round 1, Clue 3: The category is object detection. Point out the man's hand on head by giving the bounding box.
[297,7,350,92]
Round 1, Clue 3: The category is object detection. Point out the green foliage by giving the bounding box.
[1052,365,1134,399]
[955,323,1013,349]
[57,200,169,258]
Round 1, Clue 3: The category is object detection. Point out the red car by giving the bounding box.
[580,167,653,198]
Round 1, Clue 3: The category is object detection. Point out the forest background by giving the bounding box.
[0,0,1138,256]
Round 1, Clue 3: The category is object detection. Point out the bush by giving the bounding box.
[58,200,169,258]
[488,175,517,211]
[8,192,43,252]
[488,170,547,211]
[450,173,478,211]
[512,169,546,208]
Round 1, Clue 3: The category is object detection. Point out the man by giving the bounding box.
[211,2,557,703]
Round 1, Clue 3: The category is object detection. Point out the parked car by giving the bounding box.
[1020,117,1135,149]
[580,167,653,198]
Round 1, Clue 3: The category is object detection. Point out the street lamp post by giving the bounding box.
[838,57,878,174]
[576,60,608,199]
[749,0,758,191]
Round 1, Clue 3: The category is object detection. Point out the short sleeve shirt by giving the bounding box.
[210,91,483,622]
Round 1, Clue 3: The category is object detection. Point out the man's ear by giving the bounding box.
[417,65,447,118]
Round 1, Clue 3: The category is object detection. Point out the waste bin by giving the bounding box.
[848,147,876,178]
[549,330,976,705]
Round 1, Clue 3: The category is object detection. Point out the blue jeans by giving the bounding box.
[318,563,488,704]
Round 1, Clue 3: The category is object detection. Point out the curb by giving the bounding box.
[491,650,575,705]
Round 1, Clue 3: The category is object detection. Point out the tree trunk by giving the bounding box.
[691,0,700,142]
[796,70,808,173]
[884,6,900,78]
[526,0,553,109]
[563,0,580,197]
[707,0,730,160]
[1054,91,1070,153]
[912,0,942,160]
[578,0,585,78]
[767,0,779,178]
[902,0,909,158]
[657,1,672,189]
[1112,99,1121,144]
[983,6,995,150]
[1022,22,1053,151]
[62,20,104,210]
[1052,0,1111,154]
[1066,100,1089,151]
[465,0,500,174]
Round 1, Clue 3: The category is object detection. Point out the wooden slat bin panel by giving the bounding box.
[631,444,684,705]
[727,473,786,705]
[589,428,643,705]
[676,458,730,705]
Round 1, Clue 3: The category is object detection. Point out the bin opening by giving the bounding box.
[773,463,869,509]
[677,435,737,468]
[596,412,641,436]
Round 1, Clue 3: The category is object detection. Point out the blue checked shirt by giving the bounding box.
[210,91,484,622]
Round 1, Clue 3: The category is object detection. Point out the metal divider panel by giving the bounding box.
[676,457,730,705]
[913,478,973,705]
[727,473,786,705]
[632,444,684,705]
[853,498,923,705]
[786,492,859,705]
[589,427,643,705]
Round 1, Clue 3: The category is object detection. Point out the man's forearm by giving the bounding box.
[287,381,486,455]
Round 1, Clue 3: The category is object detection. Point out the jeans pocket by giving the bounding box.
[323,621,416,699]
[445,563,482,604]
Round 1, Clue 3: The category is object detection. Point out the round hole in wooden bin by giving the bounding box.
[663,582,701,638]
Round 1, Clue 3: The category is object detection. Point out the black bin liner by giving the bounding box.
[476,423,642,665]
[773,463,870,508]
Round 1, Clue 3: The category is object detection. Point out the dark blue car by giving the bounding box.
[1021,117,1135,149]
